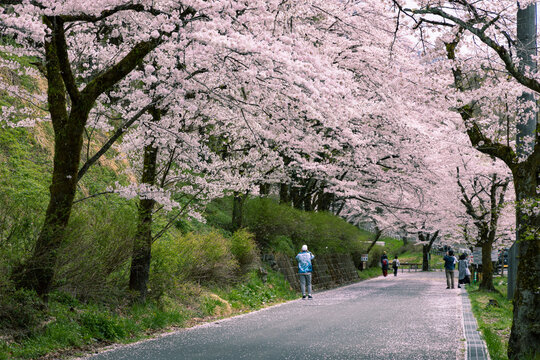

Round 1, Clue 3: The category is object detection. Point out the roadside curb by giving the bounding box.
[460,287,490,360]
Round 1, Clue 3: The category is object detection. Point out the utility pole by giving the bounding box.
[516,2,537,157]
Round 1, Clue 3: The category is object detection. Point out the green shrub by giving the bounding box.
[0,288,46,331]
[80,309,126,341]
[230,229,259,273]
[367,246,385,268]
[151,230,239,291]
[243,197,302,249]
[268,235,295,256]
[54,198,137,301]
[0,288,44,331]
[243,198,368,255]
[220,269,296,310]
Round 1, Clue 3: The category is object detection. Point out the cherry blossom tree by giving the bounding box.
[457,166,512,291]
[0,0,205,297]
[390,1,539,357]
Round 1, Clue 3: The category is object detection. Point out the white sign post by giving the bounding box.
[473,247,482,265]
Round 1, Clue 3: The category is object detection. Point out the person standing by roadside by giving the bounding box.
[381,251,389,277]
[296,245,315,299]
[443,250,457,289]
[457,253,471,288]
[392,255,400,276]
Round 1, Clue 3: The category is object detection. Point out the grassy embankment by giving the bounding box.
[466,277,513,360]
[0,269,297,360]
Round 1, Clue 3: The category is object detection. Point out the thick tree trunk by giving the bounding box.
[402,236,408,246]
[422,245,430,272]
[479,237,495,291]
[12,33,88,297]
[508,165,540,359]
[12,120,85,296]
[303,193,313,211]
[419,231,438,271]
[232,192,244,231]
[317,191,333,212]
[11,14,168,299]
[129,109,159,302]
[279,183,290,204]
[259,183,270,196]
[291,187,303,210]
[508,7,539,358]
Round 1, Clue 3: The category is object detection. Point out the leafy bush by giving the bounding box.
[0,288,44,331]
[243,198,367,255]
[54,198,137,301]
[80,309,126,341]
[367,246,385,268]
[230,229,259,273]
[151,230,239,292]
[220,269,296,310]
[268,235,295,256]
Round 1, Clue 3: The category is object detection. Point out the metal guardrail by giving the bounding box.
[398,263,421,272]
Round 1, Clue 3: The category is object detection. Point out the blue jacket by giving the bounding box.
[296,251,315,273]
[444,255,456,270]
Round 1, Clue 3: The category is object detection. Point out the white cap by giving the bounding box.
[302,245,308,251]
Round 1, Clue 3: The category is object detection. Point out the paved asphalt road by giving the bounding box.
[84,272,465,360]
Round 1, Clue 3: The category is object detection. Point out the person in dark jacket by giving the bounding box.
[392,255,400,276]
[443,250,457,289]
[381,251,389,277]
[457,253,470,288]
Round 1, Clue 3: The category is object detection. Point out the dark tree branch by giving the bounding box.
[59,4,165,23]
[410,5,540,94]
[81,38,160,106]
[51,16,80,103]
[77,101,158,182]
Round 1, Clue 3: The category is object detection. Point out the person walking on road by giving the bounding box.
[392,255,400,276]
[457,253,471,288]
[296,245,315,299]
[443,250,457,289]
[381,251,389,277]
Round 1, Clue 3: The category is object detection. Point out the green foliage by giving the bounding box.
[200,296,227,317]
[367,246,385,268]
[54,197,138,301]
[230,229,259,273]
[357,267,383,281]
[467,277,512,360]
[0,127,50,277]
[268,235,295,256]
[151,230,239,289]
[203,196,234,232]
[243,198,368,255]
[0,288,44,332]
[0,292,191,359]
[80,309,127,341]
[219,269,296,310]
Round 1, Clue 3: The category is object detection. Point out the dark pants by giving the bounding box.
[393,266,398,276]
[382,268,388,277]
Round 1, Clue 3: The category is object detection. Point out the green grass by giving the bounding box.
[217,269,297,310]
[0,292,193,360]
[357,267,383,281]
[466,277,512,360]
[0,268,298,359]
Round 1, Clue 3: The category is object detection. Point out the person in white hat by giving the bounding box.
[296,245,315,299]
